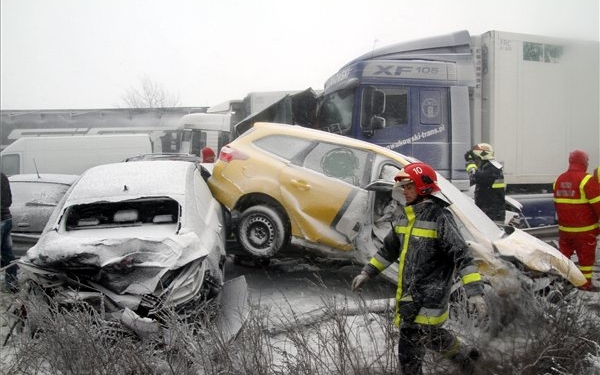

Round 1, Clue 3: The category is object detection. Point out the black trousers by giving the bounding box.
[397,325,457,375]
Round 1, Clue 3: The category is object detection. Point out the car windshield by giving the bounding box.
[64,197,180,230]
[11,181,71,204]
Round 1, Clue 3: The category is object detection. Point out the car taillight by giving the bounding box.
[219,145,248,163]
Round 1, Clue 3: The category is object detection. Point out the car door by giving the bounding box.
[279,142,371,252]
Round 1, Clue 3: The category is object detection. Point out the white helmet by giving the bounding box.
[471,143,495,161]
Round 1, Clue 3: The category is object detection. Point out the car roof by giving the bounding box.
[8,174,80,185]
[65,160,194,203]
[124,153,201,163]
[245,122,413,163]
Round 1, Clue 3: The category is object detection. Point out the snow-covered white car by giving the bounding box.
[19,160,228,325]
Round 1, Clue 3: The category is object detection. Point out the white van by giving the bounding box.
[0,134,153,176]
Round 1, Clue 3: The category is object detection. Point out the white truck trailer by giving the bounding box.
[469,31,599,193]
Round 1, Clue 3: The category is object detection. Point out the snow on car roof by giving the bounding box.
[65,161,193,203]
[250,122,413,163]
[8,174,79,185]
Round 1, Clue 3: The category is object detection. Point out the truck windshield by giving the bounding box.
[315,88,354,135]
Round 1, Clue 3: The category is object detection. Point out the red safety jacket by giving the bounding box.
[553,162,600,235]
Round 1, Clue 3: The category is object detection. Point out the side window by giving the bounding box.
[361,86,408,129]
[383,88,408,126]
[253,134,312,161]
[302,143,368,186]
[380,164,401,181]
[1,154,20,176]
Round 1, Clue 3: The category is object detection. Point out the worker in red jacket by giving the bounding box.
[553,150,600,291]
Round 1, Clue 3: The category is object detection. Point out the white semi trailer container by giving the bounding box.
[470,30,599,192]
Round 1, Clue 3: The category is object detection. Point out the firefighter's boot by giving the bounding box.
[450,346,480,375]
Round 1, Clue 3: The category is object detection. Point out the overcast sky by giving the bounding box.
[1,0,598,110]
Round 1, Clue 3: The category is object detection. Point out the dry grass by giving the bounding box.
[2,279,599,375]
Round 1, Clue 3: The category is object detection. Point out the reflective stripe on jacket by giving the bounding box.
[554,171,600,234]
[470,161,505,222]
[363,199,484,327]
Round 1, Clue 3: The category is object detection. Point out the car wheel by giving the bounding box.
[237,205,288,258]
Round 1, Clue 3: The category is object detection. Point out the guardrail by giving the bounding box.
[522,225,559,243]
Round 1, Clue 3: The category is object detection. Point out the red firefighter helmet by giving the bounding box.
[394,162,440,196]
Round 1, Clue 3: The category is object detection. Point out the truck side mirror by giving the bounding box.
[362,88,387,136]
[363,116,386,137]
[370,116,386,130]
[372,89,385,115]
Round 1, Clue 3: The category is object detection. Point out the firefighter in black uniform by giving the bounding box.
[465,143,506,223]
[352,162,487,375]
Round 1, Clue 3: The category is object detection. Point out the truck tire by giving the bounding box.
[236,205,289,259]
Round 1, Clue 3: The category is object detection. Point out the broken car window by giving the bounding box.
[65,198,180,230]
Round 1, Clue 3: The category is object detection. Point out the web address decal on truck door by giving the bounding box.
[385,124,446,150]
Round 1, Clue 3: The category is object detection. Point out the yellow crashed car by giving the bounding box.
[208,122,585,288]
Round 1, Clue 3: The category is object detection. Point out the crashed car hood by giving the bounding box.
[23,229,210,295]
[437,177,586,287]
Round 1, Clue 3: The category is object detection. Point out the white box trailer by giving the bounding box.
[0,134,153,176]
[471,31,599,190]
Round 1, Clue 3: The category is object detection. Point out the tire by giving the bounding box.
[236,205,289,258]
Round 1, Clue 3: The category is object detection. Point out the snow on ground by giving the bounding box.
[1,250,600,372]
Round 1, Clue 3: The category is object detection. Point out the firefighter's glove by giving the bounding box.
[464,150,475,162]
[468,294,488,323]
[466,163,477,176]
[351,272,370,293]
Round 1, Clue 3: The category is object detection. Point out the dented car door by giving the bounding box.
[279,143,371,251]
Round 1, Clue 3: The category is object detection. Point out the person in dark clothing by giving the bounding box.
[352,162,487,375]
[465,143,506,223]
[1,172,18,293]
